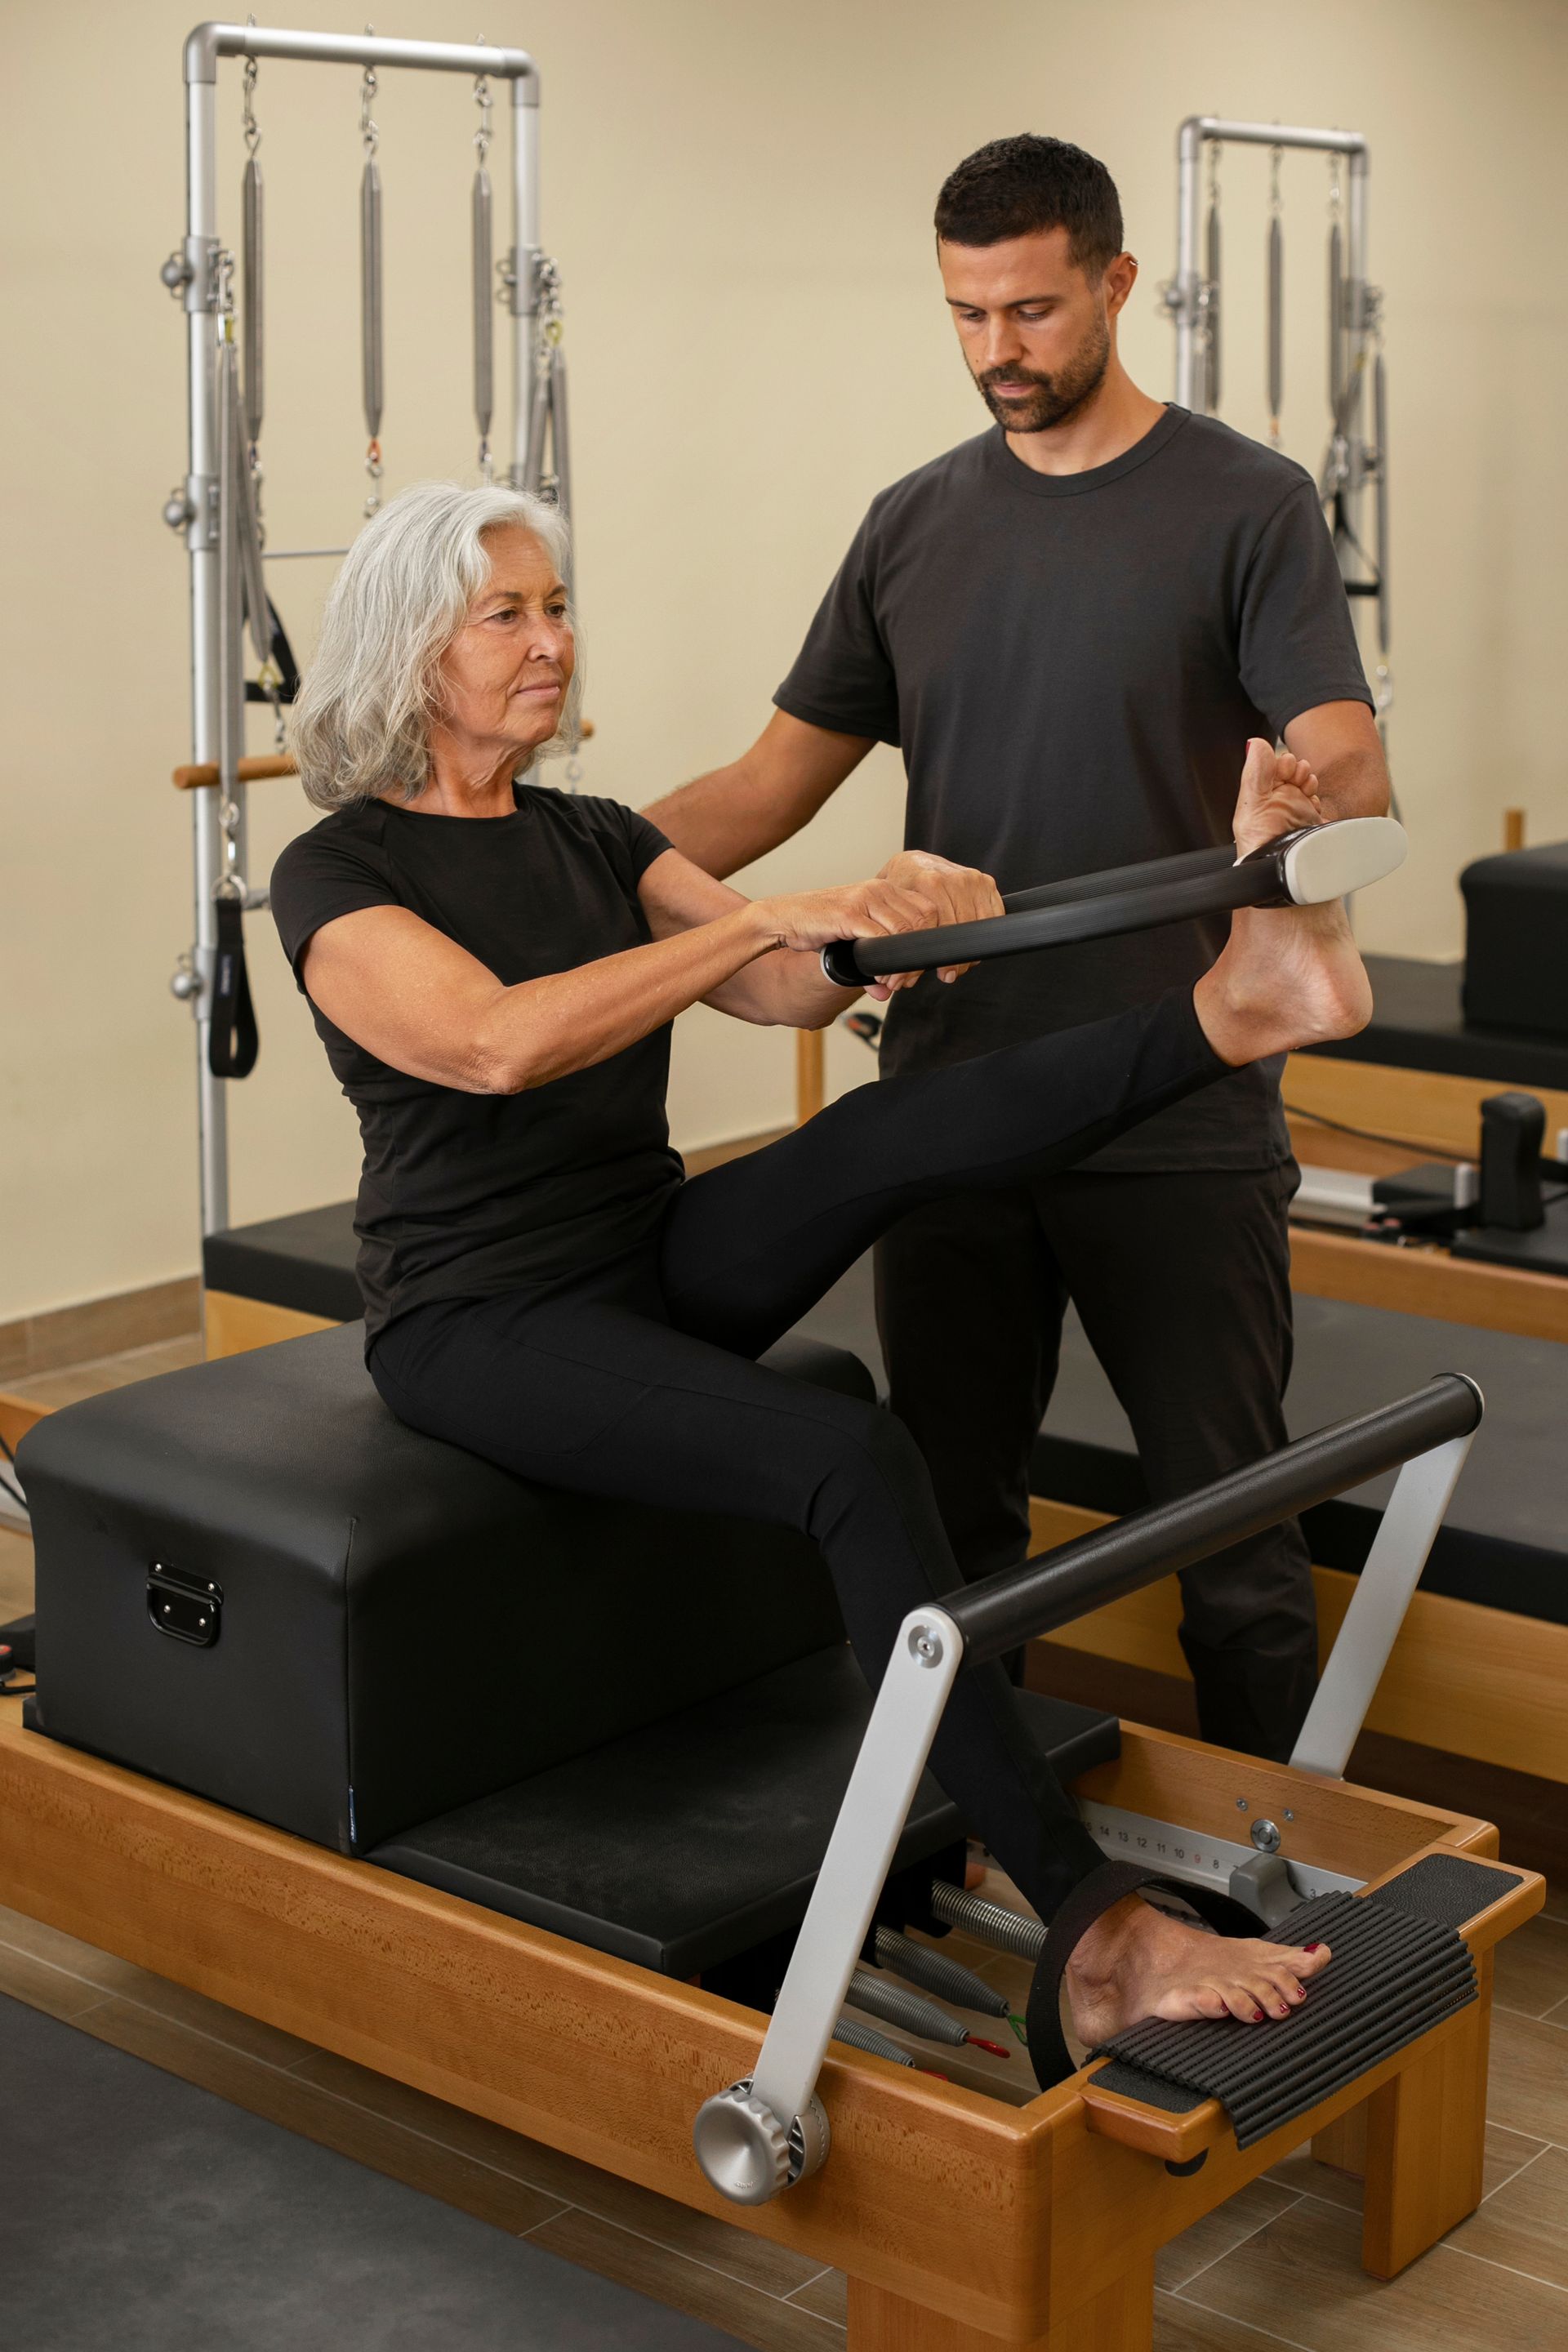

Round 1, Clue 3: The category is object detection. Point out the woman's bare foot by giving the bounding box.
[1065,1892,1332,2047]
[1194,737,1373,1067]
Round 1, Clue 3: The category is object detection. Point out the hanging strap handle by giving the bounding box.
[208,893,259,1079]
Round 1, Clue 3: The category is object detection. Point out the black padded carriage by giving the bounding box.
[17,1325,1116,1983]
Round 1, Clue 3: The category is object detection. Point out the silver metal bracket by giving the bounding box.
[693,1606,962,2204]
[163,233,220,314]
[1290,1421,1478,1780]
[173,474,220,555]
[171,941,216,1022]
[169,949,203,1008]
[1080,1796,1361,1910]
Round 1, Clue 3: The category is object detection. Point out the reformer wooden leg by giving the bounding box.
[846,2258,1156,2352]
[1310,2098,1367,2179]
[1360,1953,1491,2278]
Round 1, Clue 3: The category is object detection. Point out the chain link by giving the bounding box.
[474,69,492,167]
[360,54,379,160]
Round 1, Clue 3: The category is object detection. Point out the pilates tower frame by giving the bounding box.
[1166,117,1383,667]
[170,24,543,1240]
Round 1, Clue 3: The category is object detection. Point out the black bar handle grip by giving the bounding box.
[946,1374,1482,1668]
[820,849,1281,987]
[817,819,1405,989]
[1001,844,1236,916]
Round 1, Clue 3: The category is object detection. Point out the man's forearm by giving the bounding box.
[644,708,876,880]
[1312,740,1391,823]
[1282,702,1391,826]
[642,761,795,881]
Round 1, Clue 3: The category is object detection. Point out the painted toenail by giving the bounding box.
[1304,1943,1322,1953]
[1253,2008,1267,2021]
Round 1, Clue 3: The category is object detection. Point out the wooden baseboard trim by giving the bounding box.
[0,1276,200,1388]
[1028,1497,1568,1785]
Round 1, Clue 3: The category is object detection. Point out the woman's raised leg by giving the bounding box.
[661,766,1370,1356]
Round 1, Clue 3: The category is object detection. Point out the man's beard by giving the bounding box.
[973,314,1111,433]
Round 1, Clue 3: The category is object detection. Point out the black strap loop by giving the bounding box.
[208,893,259,1079]
[1024,1860,1263,2089]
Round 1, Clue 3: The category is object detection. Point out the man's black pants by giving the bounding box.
[875,1160,1316,1763]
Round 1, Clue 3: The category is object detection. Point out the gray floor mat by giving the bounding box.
[0,1995,744,2352]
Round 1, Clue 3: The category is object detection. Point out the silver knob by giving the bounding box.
[169,956,201,1002]
[163,488,195,532]
[693,2081,791,2205]
[160,249,193,296]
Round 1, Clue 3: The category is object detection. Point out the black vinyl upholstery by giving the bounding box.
[203,1204,365,1322]
[371,1668,1117,1974]
[19,1325,865,1853]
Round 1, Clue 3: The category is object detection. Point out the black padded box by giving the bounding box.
[202,1202,363,1322]
[18,1323,865,1855]
[1460,843,1568,1040]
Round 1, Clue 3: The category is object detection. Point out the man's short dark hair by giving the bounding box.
[934,135,1124,276]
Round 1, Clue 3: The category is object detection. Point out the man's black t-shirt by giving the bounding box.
[270,786,679,1340]
[775,406,1373,1169]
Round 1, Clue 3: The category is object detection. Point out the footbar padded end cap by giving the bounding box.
[1279,816,1408,905]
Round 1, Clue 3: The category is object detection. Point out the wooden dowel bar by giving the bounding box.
[172,728,592,791]
[173,755,299,791]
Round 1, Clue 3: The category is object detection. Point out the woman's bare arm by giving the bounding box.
[297,853,987,1093]
[639,847,1007,1026]
[639,850,862,1028]
[300,899,781,1094]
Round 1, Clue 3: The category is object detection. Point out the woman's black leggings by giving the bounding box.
[370,987,1223,1927]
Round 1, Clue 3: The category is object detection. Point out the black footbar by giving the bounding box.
[1094,1856,1522,2150]
[818,817,1405,988]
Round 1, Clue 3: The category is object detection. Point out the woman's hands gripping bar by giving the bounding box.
[817,817,1407,990]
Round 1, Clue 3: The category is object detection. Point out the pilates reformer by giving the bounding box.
[3,813,1546,2346]
[2,1330,1543,2350]
[160,20,577,1239]
[1163,116,1391,752]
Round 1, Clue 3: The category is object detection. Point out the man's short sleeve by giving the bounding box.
[1237,482,1374,735]
[270,825,399,991]
[773,510,901,745]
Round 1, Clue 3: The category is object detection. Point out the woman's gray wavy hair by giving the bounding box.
[290,481,581,811]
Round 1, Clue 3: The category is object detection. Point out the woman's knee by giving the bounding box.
[798,1391,942,1540]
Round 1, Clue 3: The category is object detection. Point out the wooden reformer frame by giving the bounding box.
[0,1703,1541,2352]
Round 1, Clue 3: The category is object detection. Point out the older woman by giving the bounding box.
[273,481,1363,2067]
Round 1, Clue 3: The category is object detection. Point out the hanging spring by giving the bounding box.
[1266,145,1284,445]
[1326,154,1346,450]
[472,70,495,483]
[1203,140,1222,413]
[524,254,564,498]
[360,57,384,514]
[241,48,264,466]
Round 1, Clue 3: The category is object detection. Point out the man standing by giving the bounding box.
[644,135,1388,1762]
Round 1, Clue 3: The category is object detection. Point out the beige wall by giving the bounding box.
[3,0,1565,1321]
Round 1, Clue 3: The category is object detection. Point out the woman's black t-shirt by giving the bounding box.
[269,786,680,1340]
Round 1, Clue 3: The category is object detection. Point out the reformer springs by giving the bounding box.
[847,1971,1010,2059]
[928,1882,1045,1964]
[873,1926,1009,2017]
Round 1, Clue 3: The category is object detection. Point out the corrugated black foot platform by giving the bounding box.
[1093,1858,1521,2150]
